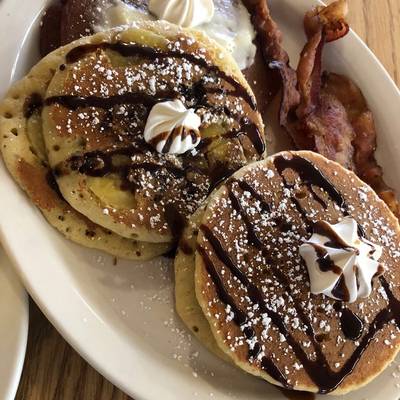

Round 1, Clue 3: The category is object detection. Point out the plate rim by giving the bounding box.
[0,248,29,400]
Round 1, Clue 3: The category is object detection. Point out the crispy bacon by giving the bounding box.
[243,0,299,126]
[289,3,355,169]
[323,73,400,217]
[304,0,349,41]
[248,0,399,218]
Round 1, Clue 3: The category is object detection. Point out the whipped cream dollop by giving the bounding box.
[94,0,256,70]
[144,99,201,155]
[149,0,214,28]
[300,217,384,303]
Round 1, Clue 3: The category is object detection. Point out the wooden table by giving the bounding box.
[15,1,400,399]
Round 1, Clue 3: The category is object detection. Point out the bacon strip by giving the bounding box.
[248,0,399,218]
[303,0,349,41]
[289,1,354,169]
[323,73,400,217]
[243,0,299,126]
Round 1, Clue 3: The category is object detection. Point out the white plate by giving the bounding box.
[0,247,28,400]
[0,0,399,399]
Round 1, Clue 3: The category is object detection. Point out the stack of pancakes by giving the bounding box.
[0,21,264,260]
[175,151,400,395]
[2,12,400,398]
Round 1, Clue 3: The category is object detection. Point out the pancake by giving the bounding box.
[0,33,170,260]
[39,0,277,116]
[175,205,231,362]
[194,150,400,394]
[41,22,265,244]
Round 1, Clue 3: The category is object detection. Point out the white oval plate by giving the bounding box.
[0,0,399,399]
[0,247,28,400]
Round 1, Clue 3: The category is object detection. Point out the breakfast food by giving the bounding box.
[40,0,277,116]
[42,22,264,243]
[176,150,400,394]
[0,33,170,260]
[251,0,400,218]
[40,0,255,70]
[175,205,232,362]
[0,21,265,255]
[1,0,400,397]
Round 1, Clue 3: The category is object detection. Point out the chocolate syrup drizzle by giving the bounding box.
[308,243,342,275]
[340,309,364,341]
[198,154,400,393]
[23,93,43,118]
[197,234,291,389]
[58,146,190,189]
[41,35,266,241]
[65,42,257,110]
[223,120,265,155]
[45,86,264,158]
[45,92,162,110]
[331,275,350,303]
[274,155,347,229]
[313,221,356,251]
[45,40,265,194]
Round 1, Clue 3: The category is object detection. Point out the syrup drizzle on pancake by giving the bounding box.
[42,34,265,238]
[340,308,364,341]
[45,41,265,178]
[65,42,257,110]
[47,42,265,156]
[45,92,166,109]
[197,239,291,389]
[45,92,264,156]
[65,148,185,179]
[198,154,400,393]
[23,93,43,118]
[274,155,346,210]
